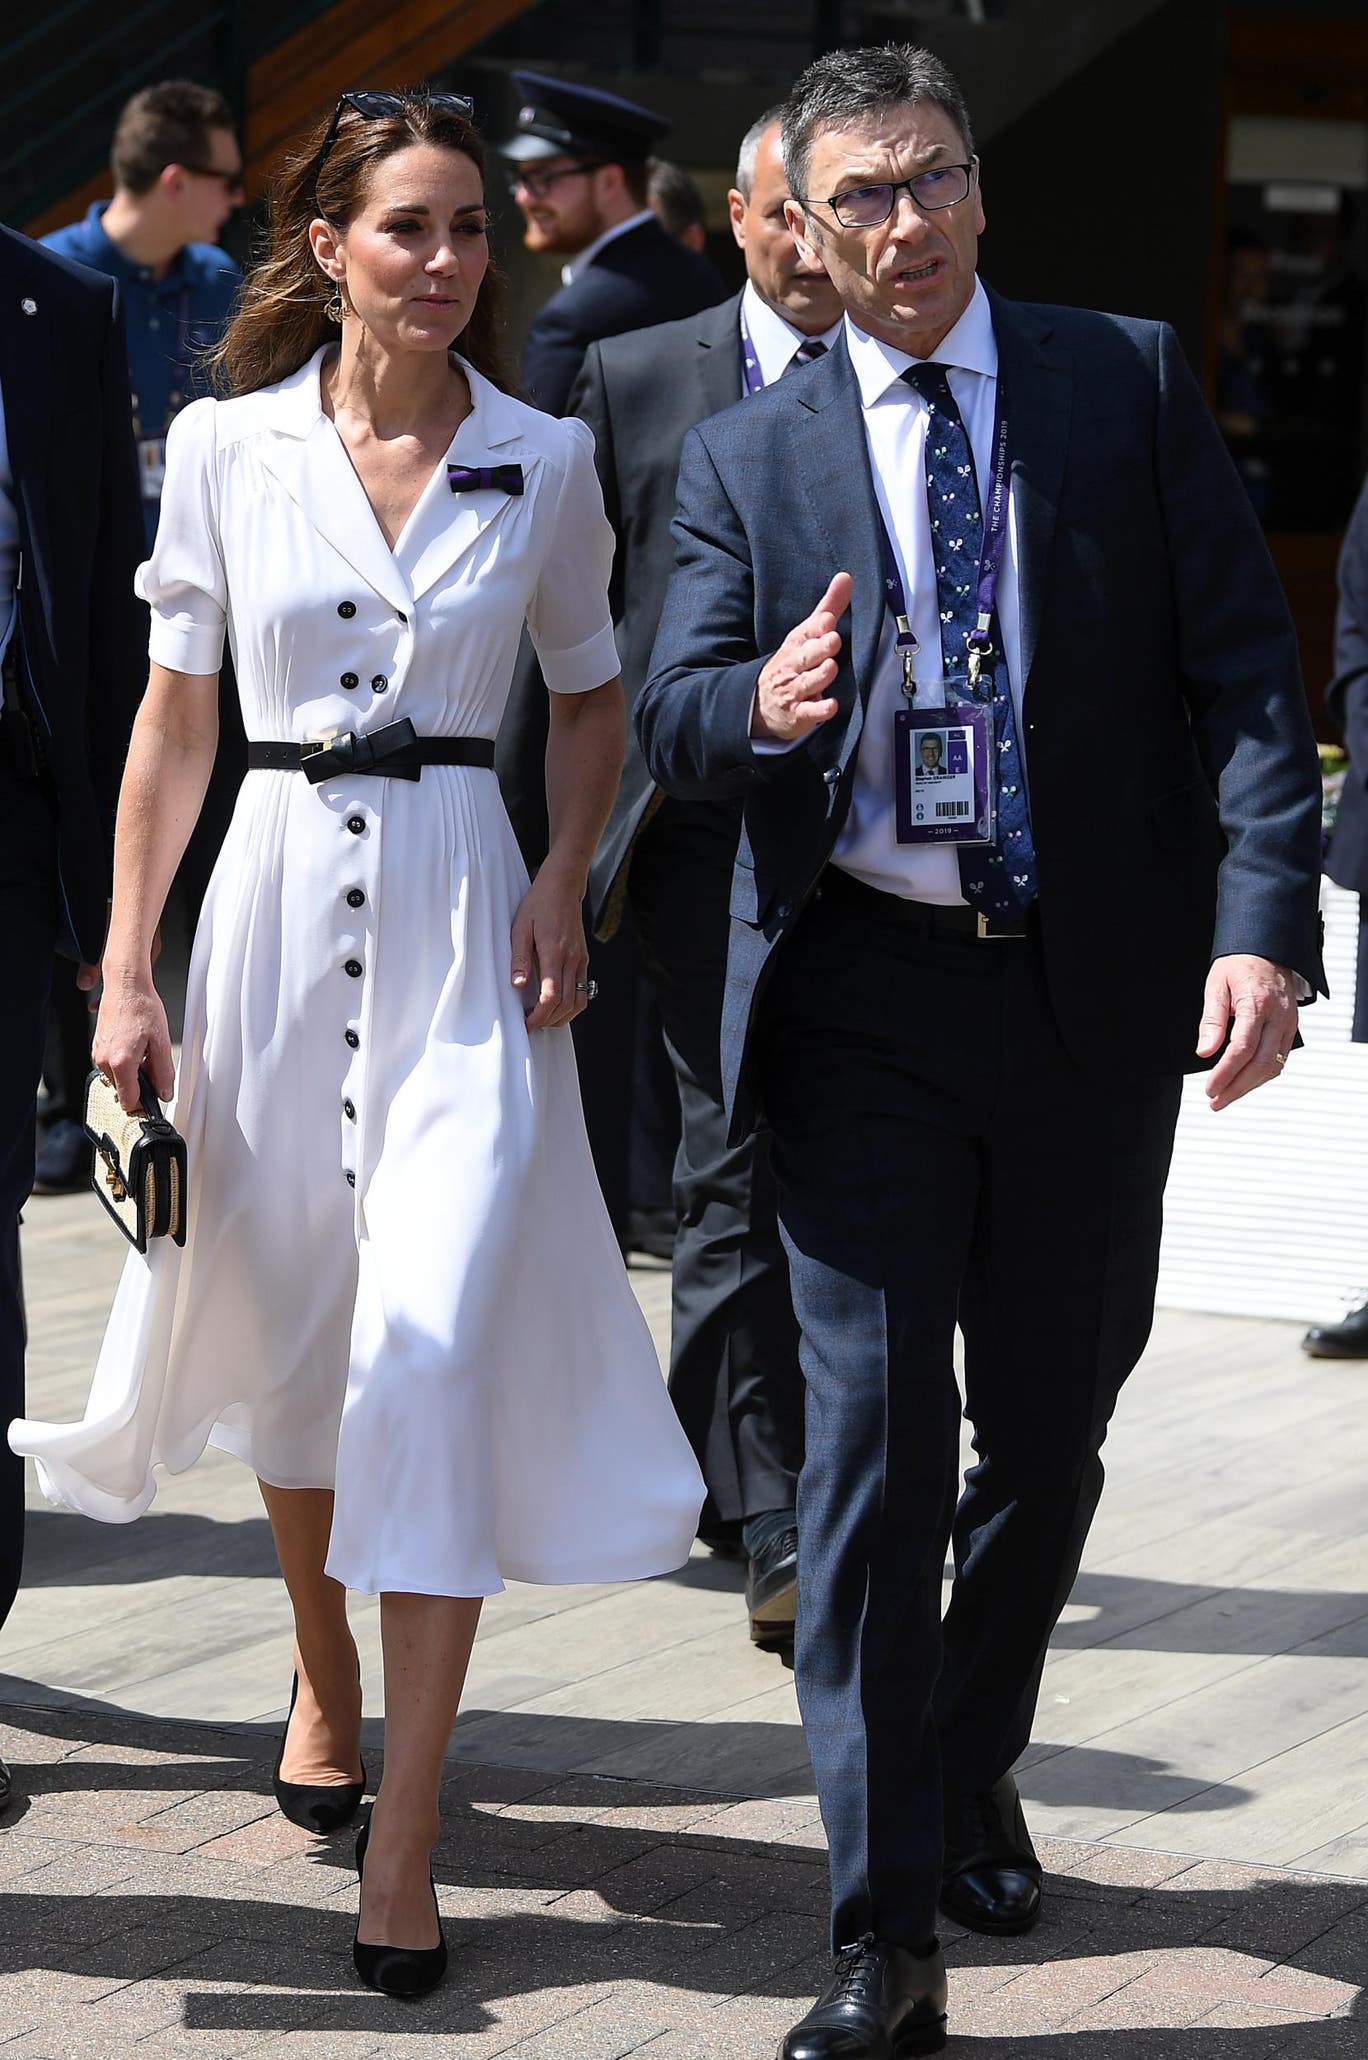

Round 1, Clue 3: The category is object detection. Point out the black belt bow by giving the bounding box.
[301,717,423,784]
[447,462,524,495]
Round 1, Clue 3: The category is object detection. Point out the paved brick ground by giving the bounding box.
[1,1704,1363,2058]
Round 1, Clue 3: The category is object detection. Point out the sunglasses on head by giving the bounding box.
[313,89,477,209]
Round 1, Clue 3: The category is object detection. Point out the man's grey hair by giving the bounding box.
[781,44,975,205]
[735,104,787,200]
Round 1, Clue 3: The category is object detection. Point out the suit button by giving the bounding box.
[371,675,388,693]
[345,1029,360,1049]
[777,903,792,920]
[338,601,356,619]
[347,815,366,835]
[343,1098,356,1121]
[341,672,359,690]
[344,959,363,978]
[346,1170,356,1187]
[823,767,839,785]
[346,888,365,908]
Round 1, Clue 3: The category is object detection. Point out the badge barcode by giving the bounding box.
[935,800,971,819]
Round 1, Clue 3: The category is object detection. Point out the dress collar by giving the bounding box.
[271,345,522,451]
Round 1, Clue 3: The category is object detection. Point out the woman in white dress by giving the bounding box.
[10,92,703,1995]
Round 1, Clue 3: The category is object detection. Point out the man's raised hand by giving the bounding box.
[751,572,853,744]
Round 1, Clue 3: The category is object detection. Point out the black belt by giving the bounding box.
[818,864,1031,940]
[247,718,495,786]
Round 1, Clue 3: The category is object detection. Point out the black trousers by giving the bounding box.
[758,871,1182,1949]
[630,799,804,1531]
[42,956,93,1123]
[0,764,62,1631]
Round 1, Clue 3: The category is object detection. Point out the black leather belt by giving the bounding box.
[247,718,495,786]
[819,864,1031,940]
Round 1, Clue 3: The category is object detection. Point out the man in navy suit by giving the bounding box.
[0,225,145,1812]
[638,45,1324,2060]
[500,72,725,419]
[1303,472,1368,1357]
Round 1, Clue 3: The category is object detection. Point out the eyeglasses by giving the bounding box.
[507,162,605,202]
[179,163,246,198]
[313,89,477,207]
[806,160,977,229]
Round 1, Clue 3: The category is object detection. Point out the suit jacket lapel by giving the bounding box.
[788,333,884,770]
[689,293,746,421]
[986,286,1071,698]
[0,254,56,574]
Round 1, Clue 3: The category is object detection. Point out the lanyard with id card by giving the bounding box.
[887,385,1011,849]
[133,286,194,508]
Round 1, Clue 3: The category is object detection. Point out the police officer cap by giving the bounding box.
[501,70,671,165]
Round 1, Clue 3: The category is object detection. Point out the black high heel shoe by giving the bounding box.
[353,1811,448,1998]
[272,1672,366,1835]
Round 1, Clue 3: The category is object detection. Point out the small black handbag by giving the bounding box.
[83,1067,187,1252]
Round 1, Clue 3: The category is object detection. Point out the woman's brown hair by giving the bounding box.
[213,94,513,398]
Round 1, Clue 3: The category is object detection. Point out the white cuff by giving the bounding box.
[540,622,620,695]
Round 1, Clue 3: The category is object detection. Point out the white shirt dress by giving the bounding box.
[10,347,705,1597]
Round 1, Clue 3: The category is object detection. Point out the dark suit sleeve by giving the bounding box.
[523,299,592,418]
[87,278,147,846]
[636,424,771,800]
[1327,474,1368,779]
[567,345,624,618]
[1153,321,1325,989]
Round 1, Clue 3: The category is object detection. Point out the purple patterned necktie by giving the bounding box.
[787,339,828,372]
[902,362,1037,925]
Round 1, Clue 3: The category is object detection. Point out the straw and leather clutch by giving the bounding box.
[83,1068,187,1253]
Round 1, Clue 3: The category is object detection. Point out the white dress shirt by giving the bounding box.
[739,280,844,396]
[561,209,657,287]
[0,379,18,666]
[831,277,1025,904]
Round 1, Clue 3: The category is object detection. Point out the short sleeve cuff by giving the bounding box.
[540,621,620,695]
[146,611,226,676]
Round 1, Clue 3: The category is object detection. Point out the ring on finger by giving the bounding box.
[1274,1050,1288,1068]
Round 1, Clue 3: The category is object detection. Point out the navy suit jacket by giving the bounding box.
[636,289,1327,1144]
[0,225,145,961]
[1323,472,1368,897]
[522,217,727,419]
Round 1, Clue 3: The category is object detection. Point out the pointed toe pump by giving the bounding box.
[272,1671,366,1835]
[352,1812,449,1998]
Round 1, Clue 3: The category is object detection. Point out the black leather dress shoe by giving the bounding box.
[1302,1300,1368,1359]
[779,1936,947,2058]
[747,1526,798,1647]
[941,1772,1042,1935]
[0,1755,13,1818]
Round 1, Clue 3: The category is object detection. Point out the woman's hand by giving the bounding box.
[510,862,591,1031]
[93,968,174,1112]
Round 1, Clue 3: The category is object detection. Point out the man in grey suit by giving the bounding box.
[569,111,842,1649]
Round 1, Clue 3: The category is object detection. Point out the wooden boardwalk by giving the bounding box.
[8,1185,1368,1882]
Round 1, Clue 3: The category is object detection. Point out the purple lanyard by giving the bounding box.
[878,374,1011,697]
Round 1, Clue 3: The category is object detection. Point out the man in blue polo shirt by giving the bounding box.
[36,80,242,1192]
[43,79,242,551]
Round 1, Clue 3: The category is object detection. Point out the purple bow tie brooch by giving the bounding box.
[447,463,524,495]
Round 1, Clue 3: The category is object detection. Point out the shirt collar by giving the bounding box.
[845,275,997,409]
[561,208,655,286]
[740,280,844,387]
[78,200,194,293]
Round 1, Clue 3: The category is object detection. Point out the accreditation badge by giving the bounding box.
[894,691,994,846]
[137,436,168,505]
